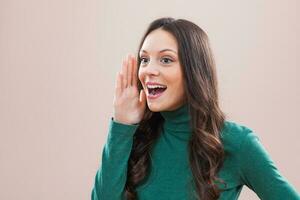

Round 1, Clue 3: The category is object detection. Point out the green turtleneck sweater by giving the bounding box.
[91,104,300,200]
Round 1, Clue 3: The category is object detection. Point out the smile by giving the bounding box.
[147,87,167,100]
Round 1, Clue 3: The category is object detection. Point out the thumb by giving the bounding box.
[139,89,146,105]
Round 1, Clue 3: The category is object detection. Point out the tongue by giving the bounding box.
[151,88,166,95]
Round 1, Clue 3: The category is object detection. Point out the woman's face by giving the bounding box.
[138,28,186,112]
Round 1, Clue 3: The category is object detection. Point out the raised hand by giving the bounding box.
[112,54,147,125]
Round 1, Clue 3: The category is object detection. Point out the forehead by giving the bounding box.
[140,29,178,54]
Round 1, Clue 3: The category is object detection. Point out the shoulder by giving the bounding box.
[220,120,260,153]
[216,120,261,188]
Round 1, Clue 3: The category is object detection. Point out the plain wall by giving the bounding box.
[0,0,299,199]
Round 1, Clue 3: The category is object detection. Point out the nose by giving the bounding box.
[141,59,160,76]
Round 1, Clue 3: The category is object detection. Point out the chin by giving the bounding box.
[147,102,164,112]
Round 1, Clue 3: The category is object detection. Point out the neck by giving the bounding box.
[160,103,193,133]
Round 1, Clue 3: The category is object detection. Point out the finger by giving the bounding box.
[139,89,143,102]
[115,71,122,96]
[127,54,133,87]
[139,89,146,106]
[132,55,138,87]
[122,56,128,88]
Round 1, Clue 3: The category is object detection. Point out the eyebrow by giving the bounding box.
[139,49,177,54]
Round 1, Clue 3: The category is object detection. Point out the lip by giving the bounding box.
[145,81,167,87]
[145,81,167,100]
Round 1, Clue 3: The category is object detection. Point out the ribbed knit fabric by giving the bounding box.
[91,103,300,200]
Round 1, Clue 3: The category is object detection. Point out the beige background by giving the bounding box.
[0,0,299,199]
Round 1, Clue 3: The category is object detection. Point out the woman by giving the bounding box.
[91,17,300,200]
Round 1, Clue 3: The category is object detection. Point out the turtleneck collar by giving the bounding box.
[160,103,193,133]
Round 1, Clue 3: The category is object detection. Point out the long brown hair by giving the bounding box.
[124,17,227,200]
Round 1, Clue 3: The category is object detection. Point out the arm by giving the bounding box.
[91,117,139,200]
[239,130,300,200]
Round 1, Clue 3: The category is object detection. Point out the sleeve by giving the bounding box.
[91,117,139,200]
[238,130,300,200]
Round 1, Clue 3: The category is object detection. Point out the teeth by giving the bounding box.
[147,85,167,89]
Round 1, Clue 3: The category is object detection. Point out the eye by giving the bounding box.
[140,57,148,64]
[161,57,173,64]
[139,56,174,65]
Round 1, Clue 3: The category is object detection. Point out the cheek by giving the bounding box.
[169,73,184,92]
[172,82,184,93]
[138,69,144,82]
[167,69,183,85]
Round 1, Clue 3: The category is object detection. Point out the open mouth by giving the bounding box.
[147,86,167,96]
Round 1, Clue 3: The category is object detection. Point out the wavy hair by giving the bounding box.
[124,17,227,200]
